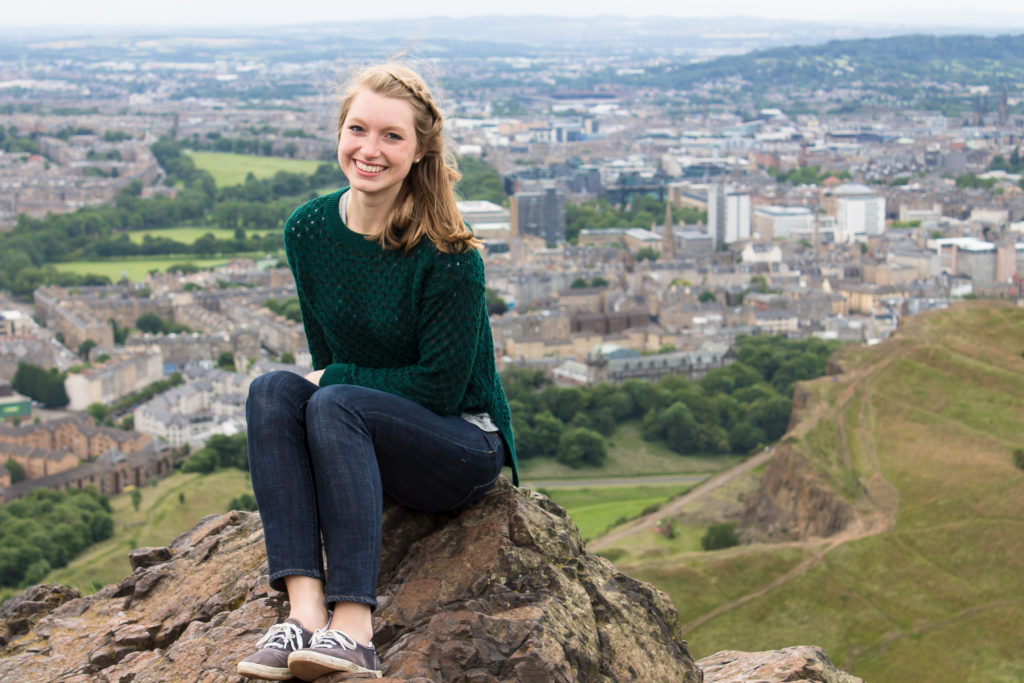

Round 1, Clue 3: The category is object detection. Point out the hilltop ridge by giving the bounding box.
[619,300,1024,680]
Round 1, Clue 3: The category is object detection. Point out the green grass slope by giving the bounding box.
[43,469,253,594]
[607,301,1024,681]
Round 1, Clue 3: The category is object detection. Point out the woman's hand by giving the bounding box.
[305,369,325,385]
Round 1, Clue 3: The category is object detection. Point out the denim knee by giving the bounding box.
[248,371,310,415]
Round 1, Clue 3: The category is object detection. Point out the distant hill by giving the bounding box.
[661,33,1024,94]
[603,301,1024,680]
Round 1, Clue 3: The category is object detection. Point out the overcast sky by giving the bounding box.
[6,1,1024,27]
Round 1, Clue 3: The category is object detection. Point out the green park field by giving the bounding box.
[125,227,278,245]
[50,257,237,283]
[187,151,325,188]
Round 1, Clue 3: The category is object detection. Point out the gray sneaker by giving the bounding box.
[287,628,382,680]
[237,618,314,680]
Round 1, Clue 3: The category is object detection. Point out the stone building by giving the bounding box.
[64,345,164,411]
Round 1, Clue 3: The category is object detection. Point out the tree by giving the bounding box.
[701,522,739,550]
[77,339,97,360]
[12,362,68,408]
[135,313,165,334]
[279,351,295,364]
[635,247,660,262]
[4,458,25,484]
[227,493,258,512]
[1013,448,1024,471]
[485,288,508,316]
[86,402,110,423]
[130,488,142,512]
[557,427,607,468]
[216,351,237,372]
[698,290,717,303]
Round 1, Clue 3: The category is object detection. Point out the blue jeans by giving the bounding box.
[246,370,505,610]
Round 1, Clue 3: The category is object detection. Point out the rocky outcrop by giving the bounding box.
[741,445,854,540]
[699,646,864,683]
[0,478,702,682]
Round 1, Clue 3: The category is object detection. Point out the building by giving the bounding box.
[457,200,511,240]
[64,345,164,411]
[707,184,751,247]
[831,183,886,241]
[752,205,814,241]
[581,341,735,385]
[511,187,566,244]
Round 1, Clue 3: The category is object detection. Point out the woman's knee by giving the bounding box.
[306,383,362,419]
[247,371,315,416]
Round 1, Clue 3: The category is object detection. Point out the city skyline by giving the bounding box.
[5,1,1024,28]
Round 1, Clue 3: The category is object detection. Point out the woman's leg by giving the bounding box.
[246,370,329,630]
[303,383,505,644]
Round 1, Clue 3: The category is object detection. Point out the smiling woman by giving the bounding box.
[235,63,517,682]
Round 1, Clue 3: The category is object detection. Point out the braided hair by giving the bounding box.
[336,63,480,254]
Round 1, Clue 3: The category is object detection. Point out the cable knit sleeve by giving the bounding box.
[318,249,486,415]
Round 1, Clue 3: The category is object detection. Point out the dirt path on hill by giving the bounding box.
[588,448,775,552]
[674,347,906,633]
[593,344,910,633]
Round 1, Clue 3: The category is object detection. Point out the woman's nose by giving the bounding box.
[361,136,381,157]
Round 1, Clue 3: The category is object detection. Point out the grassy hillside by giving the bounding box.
[597,301,1024,681]
[43,469,253,594]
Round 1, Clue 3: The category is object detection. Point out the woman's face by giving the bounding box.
[337,89,420,204]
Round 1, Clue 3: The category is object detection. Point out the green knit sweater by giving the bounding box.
[284,188,518,485]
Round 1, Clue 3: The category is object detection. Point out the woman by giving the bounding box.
[237,63,517,681]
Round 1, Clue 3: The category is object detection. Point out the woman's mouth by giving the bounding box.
[354,160,386,174]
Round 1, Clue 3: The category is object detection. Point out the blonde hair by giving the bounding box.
[336,63,480,254]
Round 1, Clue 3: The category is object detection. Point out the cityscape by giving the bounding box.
[0,13,1023,680]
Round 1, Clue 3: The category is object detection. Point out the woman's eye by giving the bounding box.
[348,125,364,133]
[384,132,403,140]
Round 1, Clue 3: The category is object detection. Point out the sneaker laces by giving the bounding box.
[310,628,362,651]
[255,621,306,651]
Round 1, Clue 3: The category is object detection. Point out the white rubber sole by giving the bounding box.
[236,660,294,680]
[287,650,382,680]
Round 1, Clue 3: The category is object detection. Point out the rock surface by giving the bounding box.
[698,646,864,683]
[741,444,854,540]
[0,478,702,682]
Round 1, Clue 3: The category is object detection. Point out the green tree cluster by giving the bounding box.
[135,313,191,335]
[0,487,114,589]
[701,522,739,550]
[454,156,505,205]
[954,173,998,190]
[0,125,41,155]
[565,196,706,243]
[504,334,838,464]
[4,458,26,484]
[12,362,68,407]
[767,165,851,185]
[227,493,258,512]
[989,148,1023,173]
[181,433,248,474]
[485,288,508,316]
[264,297,302,322]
